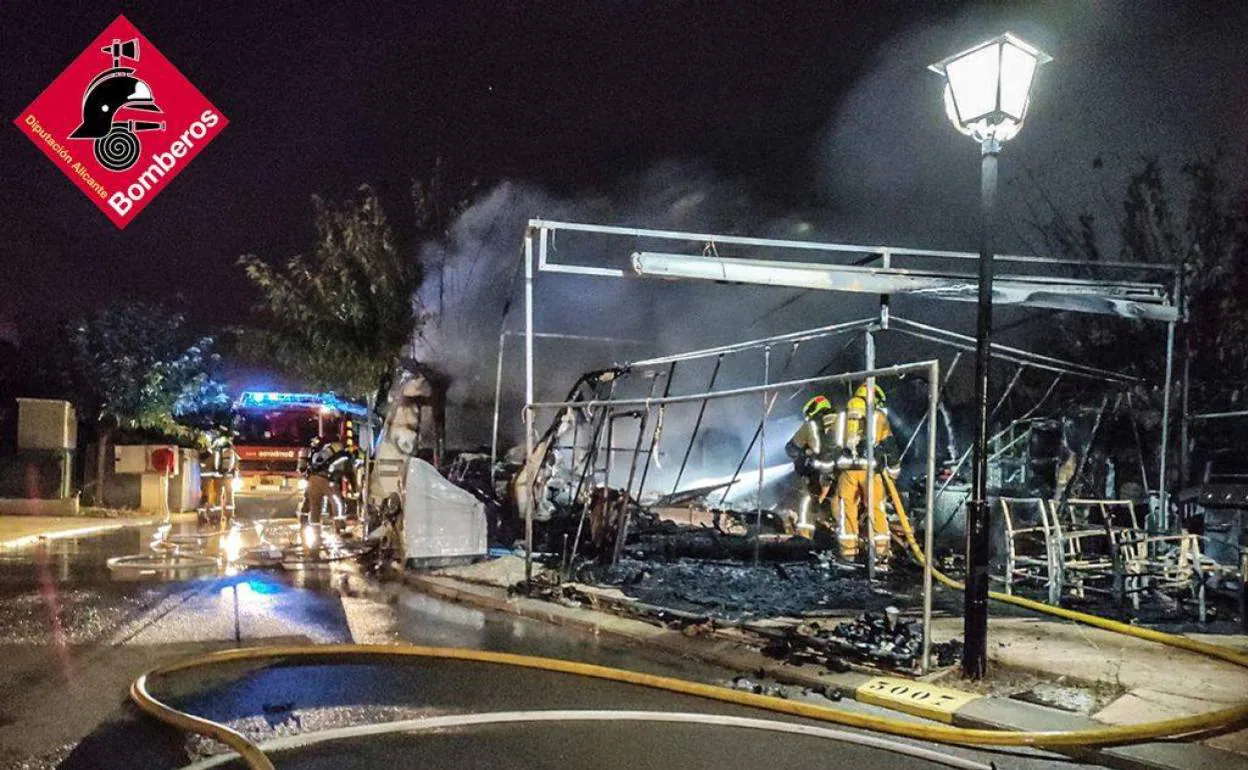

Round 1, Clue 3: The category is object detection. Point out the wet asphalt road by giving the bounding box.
[0,521,1104,770]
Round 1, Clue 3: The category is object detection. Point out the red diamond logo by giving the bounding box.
[13,15,227,229]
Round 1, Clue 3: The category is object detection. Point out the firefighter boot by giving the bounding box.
[793,487,816,539]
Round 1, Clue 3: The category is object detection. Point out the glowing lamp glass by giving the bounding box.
[929,33,1050,144]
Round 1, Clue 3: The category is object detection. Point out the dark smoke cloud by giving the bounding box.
[417,2,1248,456]
[413,162,882,450]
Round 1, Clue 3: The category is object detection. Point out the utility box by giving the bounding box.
[111,445,201,513]
[16,398,77,451]
[114,445,150,474]
[114,444,177,474]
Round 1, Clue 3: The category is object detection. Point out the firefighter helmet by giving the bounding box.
[854,383,887,405]
[802,395,832,419]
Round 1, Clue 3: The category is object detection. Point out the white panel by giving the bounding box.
[632,252,1178,322]
[945,43,1000,123]
[114,445,149,474]
[402,459,488,564]
[999,42,1038,120]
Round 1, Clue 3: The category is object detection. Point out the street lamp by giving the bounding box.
[929,33,1050,681]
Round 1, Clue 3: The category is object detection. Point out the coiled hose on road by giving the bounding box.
[131,481,1248,770]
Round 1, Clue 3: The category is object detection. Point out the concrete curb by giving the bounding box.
[401,571,1245,770]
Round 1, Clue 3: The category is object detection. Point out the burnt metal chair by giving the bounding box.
[998,497,1063,605]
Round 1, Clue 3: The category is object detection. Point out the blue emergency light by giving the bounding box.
[235,391,369,417]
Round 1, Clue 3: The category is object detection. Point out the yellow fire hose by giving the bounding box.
[130,481,1248,769]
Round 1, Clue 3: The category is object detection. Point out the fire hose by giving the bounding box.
[130,481,1248,769]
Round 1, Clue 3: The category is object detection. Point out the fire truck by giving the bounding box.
[228,391,368,519]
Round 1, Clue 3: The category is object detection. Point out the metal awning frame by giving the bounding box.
[512,219,1185,586]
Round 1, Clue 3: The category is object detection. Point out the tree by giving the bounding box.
[1029,155,1248,489]
[1033,156,1247,391]
[239,185,420,405]
[63,302,227,503]
[410,157,478,320]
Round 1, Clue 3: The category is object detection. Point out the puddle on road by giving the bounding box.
[102,519,371,583]
[0,518,372,647]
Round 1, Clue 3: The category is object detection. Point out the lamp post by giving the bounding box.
[929,33,1050,680]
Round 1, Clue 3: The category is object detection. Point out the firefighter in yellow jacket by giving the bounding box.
[784,395,841,538]
[834,383,901,564]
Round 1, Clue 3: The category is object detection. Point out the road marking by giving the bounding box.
[855,676,980,723]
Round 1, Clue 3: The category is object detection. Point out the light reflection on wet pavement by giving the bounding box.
[0,520,748,769]
[0,523,1090,770]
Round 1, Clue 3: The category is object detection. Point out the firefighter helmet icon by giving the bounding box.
[68,38,165,172]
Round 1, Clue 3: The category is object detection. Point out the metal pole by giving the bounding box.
[1159,318,1176,532]
[604,412,616,487]
[894,317,1133,383]
[1126,392,1152,498]
[490,330,507,484]
[529,217,1178,272]
[632,318,873,368]
[891,326,1116,382]
[1179,328,1192,492]
[922,360,940,673]
[934,369,1058,505]
[865,327,877,582]
[361,393,375,519]
[963,137,999,681]
[634,406,665,509]
[523,230,536,584]
[638,363,677,495]
[671,355,723,495]
[899,352,961,462]
[532,361,939,411]
[755,347,770,566]
[570,411,581,488]
[612,411,649,565]
[717,344,801,508]
[567,405,610,572]
[1189,409,1248,421]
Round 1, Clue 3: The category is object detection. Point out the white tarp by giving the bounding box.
[402,459,488,566]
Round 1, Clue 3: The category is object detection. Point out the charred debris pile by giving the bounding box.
[583,558,903,620]
[447,451,972,673]
[795,611,964,670]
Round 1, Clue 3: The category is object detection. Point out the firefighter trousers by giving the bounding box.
[304,475,341,525]
[793,475,829,536]
[834,469,890,560]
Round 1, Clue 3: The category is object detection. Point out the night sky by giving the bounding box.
[2,0,1246,348]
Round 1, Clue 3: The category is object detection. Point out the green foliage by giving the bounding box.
[66,302,228,438]
[239,186,420,402]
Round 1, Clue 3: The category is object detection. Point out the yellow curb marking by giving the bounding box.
[856,676,980,724]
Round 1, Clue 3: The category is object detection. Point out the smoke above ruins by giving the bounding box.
[410,2,1248,458]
